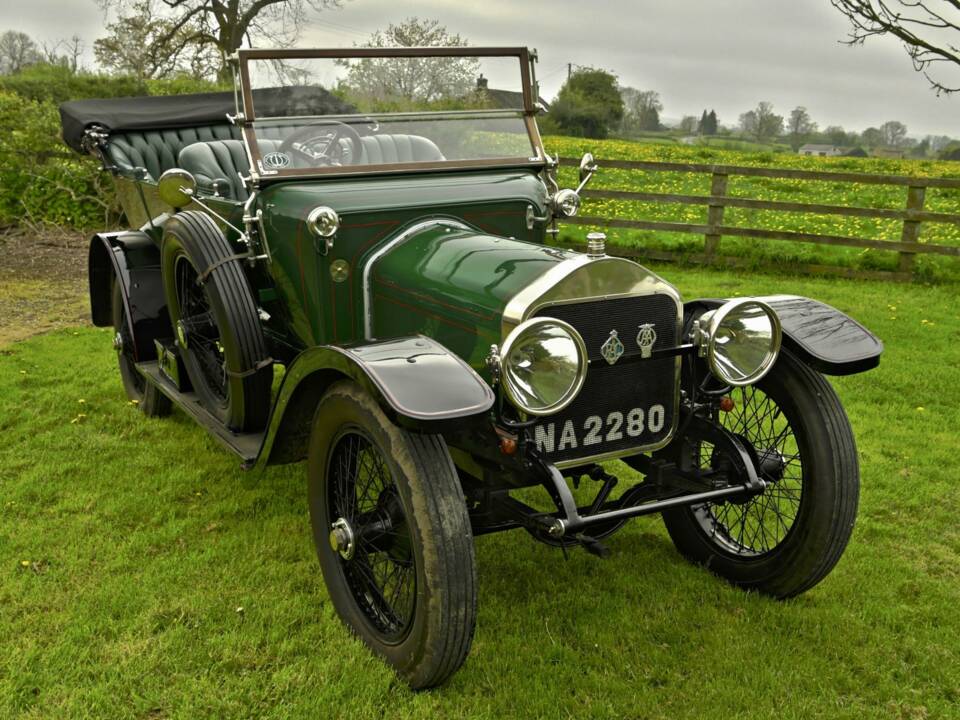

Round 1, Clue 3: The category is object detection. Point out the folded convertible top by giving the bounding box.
[59,86,356,153]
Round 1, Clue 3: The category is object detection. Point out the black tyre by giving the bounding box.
[160,211,271,431]
[662,350,859,598]
[111,280,171,417]
[307,381,477,689]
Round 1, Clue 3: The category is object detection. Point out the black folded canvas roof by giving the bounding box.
[60,86,356,153]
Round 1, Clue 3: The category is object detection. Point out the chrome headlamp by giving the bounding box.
[499,317,588,416]
[695,299,782,386]
[551,188,581,218]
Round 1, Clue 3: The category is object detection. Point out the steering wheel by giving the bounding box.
[278,120,364,166]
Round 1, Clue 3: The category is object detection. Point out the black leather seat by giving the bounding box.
[178,138,267,201]
[353,134,444,164]
[107,124,239,180]
[177,133,446,201]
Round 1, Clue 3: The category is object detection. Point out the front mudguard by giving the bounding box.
[88,230,169,362]
[258,336,495,467]
[685,294,883,376]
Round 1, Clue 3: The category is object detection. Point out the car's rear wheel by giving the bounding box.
[111,280,170,417]
[662,351,859,598]
[160,211,271,431]
[307,380,477,689]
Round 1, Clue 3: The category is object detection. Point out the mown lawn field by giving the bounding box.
[546,136,960,282]
[2,266,959,719]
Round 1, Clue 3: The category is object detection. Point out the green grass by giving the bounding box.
[3,267,960,718]
[543,135,960,282]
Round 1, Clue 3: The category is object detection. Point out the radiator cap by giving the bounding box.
[586,232,607,257]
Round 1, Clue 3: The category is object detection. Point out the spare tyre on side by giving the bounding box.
[160,211,272,432]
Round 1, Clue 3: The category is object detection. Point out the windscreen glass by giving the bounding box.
[243,54,539,173]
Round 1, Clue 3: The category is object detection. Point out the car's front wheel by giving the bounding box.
[307,380,477,689]
[662,350,860,598]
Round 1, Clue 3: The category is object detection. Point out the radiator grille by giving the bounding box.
[531,293,679,465]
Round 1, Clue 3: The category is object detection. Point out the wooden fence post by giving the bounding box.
[899,184,926,276]
[705,172,728,257]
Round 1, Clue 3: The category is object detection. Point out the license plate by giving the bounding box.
[533,404,667,455]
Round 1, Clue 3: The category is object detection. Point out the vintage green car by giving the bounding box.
[60,47,882,688]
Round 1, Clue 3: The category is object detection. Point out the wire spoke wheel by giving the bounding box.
[308,381,477,689]
[174,256,227,403]
[160,211,271,431]
[692,384,803,557]
[662,351,860,598]
[327,429,416,642]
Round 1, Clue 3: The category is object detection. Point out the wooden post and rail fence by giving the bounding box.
[558,157,960,281]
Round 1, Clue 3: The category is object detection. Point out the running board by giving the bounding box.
[136,361,264,466]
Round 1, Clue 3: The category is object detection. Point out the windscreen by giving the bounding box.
[241,53,540,174]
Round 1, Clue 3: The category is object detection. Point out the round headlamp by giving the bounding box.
[499,317,588,416]
[551,189,581,218]
[697,299,782,386]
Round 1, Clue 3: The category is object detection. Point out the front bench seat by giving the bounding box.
[353,134,444,164]
[178,133,445,201]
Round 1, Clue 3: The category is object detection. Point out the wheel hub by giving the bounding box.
[113,332,123,353]
[329,517,356,560]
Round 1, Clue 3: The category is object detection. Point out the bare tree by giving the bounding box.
[0,30,41,74]
[338,18,479,105]
[679,115,698,134]
[739,101,784,141]
[830,0,960,94]
[95,0,219,80]
[787,106,818,150]
[41,35,86,72]
[99,0,344,80]
[880,119,909,146]
[620,88,662,133]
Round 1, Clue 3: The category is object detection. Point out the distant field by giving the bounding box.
[545,135,960,281]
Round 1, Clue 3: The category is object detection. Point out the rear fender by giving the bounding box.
[259,336,495,467]
[89,230,169,362]
[684,294,883,375]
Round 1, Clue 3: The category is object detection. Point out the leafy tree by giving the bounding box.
[880,119,908,147]
[823,125,856,146]
[739,101,783,141]
[98,0,344,80]
[787,106,818,150]
[910,137,931,157]
[927,134,955,153]
[551,67,624,139]
[0,31,41,75]
[620,87,661,133]
[830,0,960,94]
[95,0,220,80]
[860,126,883,147]
[940,142,960,160]
[697,109,719,135]
[705,109,718,135]
[338,18,479,105]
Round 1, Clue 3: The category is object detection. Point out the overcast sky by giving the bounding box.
[7,0,959,137]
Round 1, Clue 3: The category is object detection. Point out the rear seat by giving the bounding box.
[105,124,239,180]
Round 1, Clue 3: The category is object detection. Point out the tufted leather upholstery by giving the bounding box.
[177,139,286,201]
[106,124,239,180]
[354,134,444,164]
